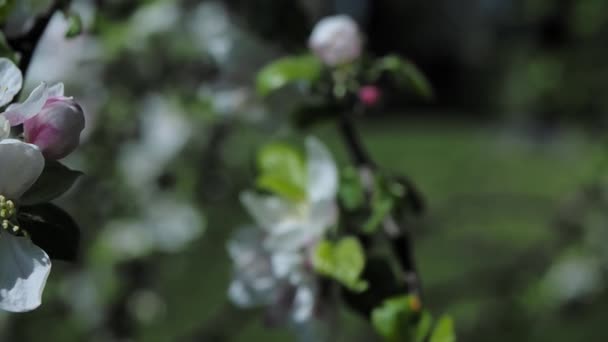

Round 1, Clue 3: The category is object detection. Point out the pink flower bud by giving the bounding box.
[358,85,381,107]
[23,97,85,160]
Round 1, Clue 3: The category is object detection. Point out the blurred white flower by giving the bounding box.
[59,271,104,327]
[188,2,234,63]
[308,15,362,66]
[27,10,102,85]
[542,254,602,302]
[227,227,319,325]
[127,289,166,323]
[241,137,338,252]
[228,137,338,336]
[127,1,180,49]
[119,95,192,191]
[101,198,205,259]
[0,139,50,312]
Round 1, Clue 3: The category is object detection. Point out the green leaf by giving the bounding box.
[65,11,83,38]
[363,196,394,234]
[430,316,456,342]
[371,295,425,342]
[339,167,365,210]
[372,55,433,100]
[256,54,322,97]
[21,160,83,205]
[312,237,368,292]
[256,142,306,200]
[0,0,15,24]
[18,203,80,261]
[415,311,434,342]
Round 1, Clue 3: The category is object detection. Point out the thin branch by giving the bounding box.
[338,112,424,298]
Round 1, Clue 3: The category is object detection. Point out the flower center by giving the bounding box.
[0,195,21,235]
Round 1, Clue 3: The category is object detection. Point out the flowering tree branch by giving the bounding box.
[339,111,424,299]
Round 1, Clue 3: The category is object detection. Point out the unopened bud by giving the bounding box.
[308,15,362,67]
[23,97,85,160]
[358,85,381,107]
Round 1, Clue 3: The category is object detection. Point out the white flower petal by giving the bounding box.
[308,199,337,235]
[46,83,65,98]
[263,222,315,252]
[0,234,51,312]
[291,283,316,323]
[306,137,338,202]
[0,58,22,108]
[4,82,50,125]
[240,191,294,229]
[0,140,44,199]
[0,116,10,140]
[271,251,303,280]
[227,228,278,307]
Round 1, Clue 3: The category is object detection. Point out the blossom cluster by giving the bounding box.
[0,57,85,312]
[227,137,338,334]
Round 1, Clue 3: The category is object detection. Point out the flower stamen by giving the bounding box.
[0,196,23,236]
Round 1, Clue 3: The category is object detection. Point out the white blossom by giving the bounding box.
[0,139,50,312]
[241,137,338,252]
[228,137,338,334]
[308,15,362,66]
[0,58,23,108]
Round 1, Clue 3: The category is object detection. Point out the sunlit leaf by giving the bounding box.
[256,142,306,200]
[430,315,456,342]
[256,54,322,97]
[312,237,368,292]
[371,295,426,342]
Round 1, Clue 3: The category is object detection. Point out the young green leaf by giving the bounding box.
[371,55,433,100]
[20,160,83,205]
[256,54,322,97]
[339,167,365,210]
[430,315,456,342]
[256,142,307,200]
[371,295,426,342]
[363,196,394,234]
[312,237,368,292]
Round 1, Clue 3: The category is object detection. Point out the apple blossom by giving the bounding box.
[308,15,362,67]
[240,137,338,253]
[0,58,23,108]
[227,227,322,327]
[0,139,51,312]
[2,78,85,160]
[228,137,338,335]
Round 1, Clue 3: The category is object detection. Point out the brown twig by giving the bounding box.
[338,111,424,299]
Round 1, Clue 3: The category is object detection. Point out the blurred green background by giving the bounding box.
[4,0,608,341]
